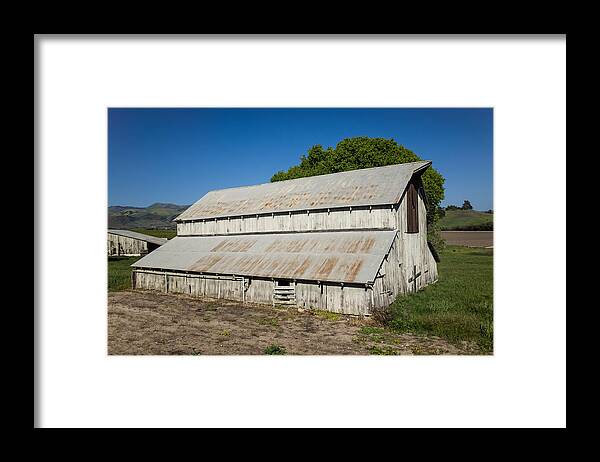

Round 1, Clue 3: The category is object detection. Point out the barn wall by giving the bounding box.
[133,270,246,299]
[107,233,148,256]
[294,282,324,310]
[132,269,372,315]
[294,282,370,315]
[176,205,396,236]
[394,181,438,292]
[371,237,406,308]
[242,278,273,304]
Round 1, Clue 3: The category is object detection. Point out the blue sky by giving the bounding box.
[108,108,493,210]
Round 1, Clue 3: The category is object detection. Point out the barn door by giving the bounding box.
[273,279,296,306]
[406,182,419,233]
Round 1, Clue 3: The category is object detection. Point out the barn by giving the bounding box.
[107,229,168,257]
[131,161,439,315]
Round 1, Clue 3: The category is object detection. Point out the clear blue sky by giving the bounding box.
[108,108,493,210]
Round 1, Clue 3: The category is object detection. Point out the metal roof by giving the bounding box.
[175,161,431,221]
[131,230,397,284]
[108,229,168,246]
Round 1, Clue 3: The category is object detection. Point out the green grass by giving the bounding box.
[389,246,493,353]
[257,317,280,327]
[264,344,286,355]
[313,310,342,321]
[108,256,140,292]
[358,326,388,344]
[439,210,493,230]
[360,326,385,335]
[369,345,398,355]
[131,228,177,239]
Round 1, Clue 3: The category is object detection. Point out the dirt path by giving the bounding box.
[441,231,493,248]
[108,291,480,355]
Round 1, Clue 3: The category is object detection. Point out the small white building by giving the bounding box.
[107,229,167,257]
[131,161,438,315]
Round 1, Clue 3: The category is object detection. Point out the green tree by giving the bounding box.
[271,137,446,250]
[462,200,473,210]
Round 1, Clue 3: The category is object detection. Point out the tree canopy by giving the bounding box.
[271,137,445,219]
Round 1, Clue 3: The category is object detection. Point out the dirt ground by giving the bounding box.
[108,290,480,355]
[441,231,493,248]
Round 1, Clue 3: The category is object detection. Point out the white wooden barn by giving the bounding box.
[107,229,168,257]
[131,161,438,315]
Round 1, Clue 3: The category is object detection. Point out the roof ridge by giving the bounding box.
[204,160,431,194]
[176,161,432,221]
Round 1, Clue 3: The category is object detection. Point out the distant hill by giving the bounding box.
[108,203,190,229]
[439,209,493,231]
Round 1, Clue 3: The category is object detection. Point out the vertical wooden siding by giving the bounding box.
[107,233,148,256]
[176,205,396,236]
[393,181,438,292]
[132,269,372,315]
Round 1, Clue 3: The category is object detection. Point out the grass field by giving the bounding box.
[108,256,140,292]
[109,291,475,355]
[130,228,177,239]
[388,245,493,352]
[439,209,493,230]
[107,245,493,353]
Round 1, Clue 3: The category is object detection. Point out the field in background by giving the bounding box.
[439,209,493,230]
[441,231,493,248]
[389,246,493,352]
[131,228,177,239]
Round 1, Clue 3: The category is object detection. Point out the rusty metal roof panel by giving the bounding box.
[108,229,168,246]
[131,230,397,284]
[175,161,431,221]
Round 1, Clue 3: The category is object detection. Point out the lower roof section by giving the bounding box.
[108,229,168,246]
[131,230,397,285]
